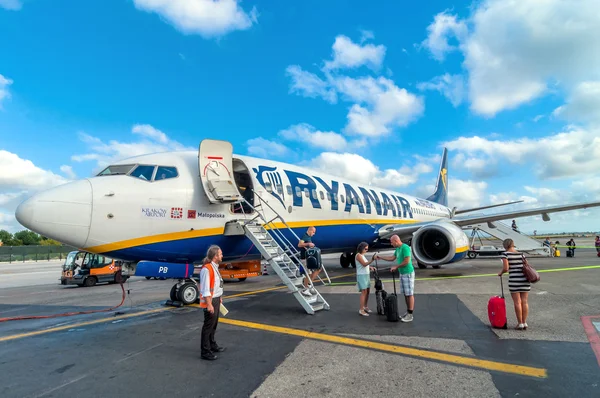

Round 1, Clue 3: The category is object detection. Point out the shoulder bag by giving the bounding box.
[521,254,540,283]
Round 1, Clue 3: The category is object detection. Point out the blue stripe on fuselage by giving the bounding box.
[101,223,383,263]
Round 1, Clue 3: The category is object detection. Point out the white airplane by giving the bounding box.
[14,139,600,296]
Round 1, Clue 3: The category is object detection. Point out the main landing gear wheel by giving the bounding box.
[416,260,427,269]
[340,252,351,268]
[170,284,178,301]
[178,282,199,305]
[432,265,442,269]
[340,252,357,268]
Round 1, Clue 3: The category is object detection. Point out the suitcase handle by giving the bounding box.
[392,269,397,295]
[499,275,504,298]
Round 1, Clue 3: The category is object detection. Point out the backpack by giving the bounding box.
[306,247,322,270]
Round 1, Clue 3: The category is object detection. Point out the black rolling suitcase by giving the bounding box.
[373,259,387,315]
[385,270,399,322]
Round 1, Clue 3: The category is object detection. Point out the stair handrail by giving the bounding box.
[247,190,331,285]
[235,196,305,269]
[247,190,307,257]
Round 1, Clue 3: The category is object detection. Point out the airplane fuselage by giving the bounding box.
[15,150,461,265]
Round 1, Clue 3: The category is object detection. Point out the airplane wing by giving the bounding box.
[377,200,600,239]
[452,200,600,227]
[377,222,430,240]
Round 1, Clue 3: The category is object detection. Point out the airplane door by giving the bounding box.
[198,139,242,203]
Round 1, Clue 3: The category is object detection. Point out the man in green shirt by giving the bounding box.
[375,235,415,322]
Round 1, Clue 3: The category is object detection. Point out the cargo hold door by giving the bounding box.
[198,139,242,203]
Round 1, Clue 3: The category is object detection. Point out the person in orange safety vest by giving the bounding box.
[198,245,226,360]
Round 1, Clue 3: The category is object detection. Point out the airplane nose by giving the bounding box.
[15,179,93,248]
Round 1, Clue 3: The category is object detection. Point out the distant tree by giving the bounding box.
[13,230,41,246]
[40,238,62,246]
[0,230,12,246]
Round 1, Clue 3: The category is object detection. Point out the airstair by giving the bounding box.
[225,192,330,315]
[463,220,551,256]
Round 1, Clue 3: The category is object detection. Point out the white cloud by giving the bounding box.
[359,30,375,43]
[285,65,337,104]
[0,150,68,190]
[285,34,423,140]
[421,11,467,62]
[323,35,386,71]
[60,165,77,179]
[333,76,424,137]
[444,125,600,180]
[532,115,544,123]
[278,123,348,151]
[246,137,289,159]
[0,74,13,107]
[448,179,488,209]
[132,124,169,144]
[132,0,258,38]
[553,81,600,124]
[422,0,600,118]
[73,124,193,172]
[0,151,70,232]
[308,152,431,189]
[416,73,465,107]
[0,0,21,11]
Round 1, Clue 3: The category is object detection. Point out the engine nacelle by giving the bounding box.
[411,221,470,267]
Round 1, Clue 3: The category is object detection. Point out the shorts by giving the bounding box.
[357,274,370,291]
[399,272,415,296]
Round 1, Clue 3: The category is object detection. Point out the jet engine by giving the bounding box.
[411,221,470,268]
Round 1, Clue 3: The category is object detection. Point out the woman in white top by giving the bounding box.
[355,241,376,316]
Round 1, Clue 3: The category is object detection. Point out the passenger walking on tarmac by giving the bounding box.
[198,245,226,360]
[355,242,376,316]
[595,236,600,255]
[298,226,320,296]
[498,238,531,330]
[375,235,415,322]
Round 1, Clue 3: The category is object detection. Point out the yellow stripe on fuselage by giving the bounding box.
[84,218,420,253]
[85,227,225,253]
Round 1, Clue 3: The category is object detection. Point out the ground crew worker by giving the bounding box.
[198,245,226,360]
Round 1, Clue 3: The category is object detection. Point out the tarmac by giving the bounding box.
[1,238,599,397]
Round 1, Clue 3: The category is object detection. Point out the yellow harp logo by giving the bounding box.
[440,168,448,191]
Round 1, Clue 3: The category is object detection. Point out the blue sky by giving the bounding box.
[1,0,600,235]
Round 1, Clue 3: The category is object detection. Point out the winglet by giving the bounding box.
[427,148,448,207]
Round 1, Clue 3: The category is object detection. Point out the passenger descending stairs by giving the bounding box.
[237,197,330,315]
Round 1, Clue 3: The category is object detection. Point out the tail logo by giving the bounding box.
[440,168,448,191]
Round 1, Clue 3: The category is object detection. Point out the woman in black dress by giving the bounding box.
[498,238,531,330]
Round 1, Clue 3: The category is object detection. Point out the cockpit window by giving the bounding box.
[97,164,135,176]
[130,165,156,181]
[154,166,178,181]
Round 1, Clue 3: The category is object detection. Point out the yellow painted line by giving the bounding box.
[219,318,547,378]
[0,272,356,342]
[329,264,600,285]
[0,308,170,343]
[220,272,357,299]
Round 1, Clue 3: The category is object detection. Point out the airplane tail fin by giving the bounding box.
[427,148,448,207]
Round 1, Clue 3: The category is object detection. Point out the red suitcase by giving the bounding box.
[488,276,508,329]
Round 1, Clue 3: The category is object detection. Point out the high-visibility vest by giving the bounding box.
[199,263,215,308]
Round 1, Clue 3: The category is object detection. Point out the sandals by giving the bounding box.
[515,323,525,330]
[364,307,373,313]
[358,310,369,316]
